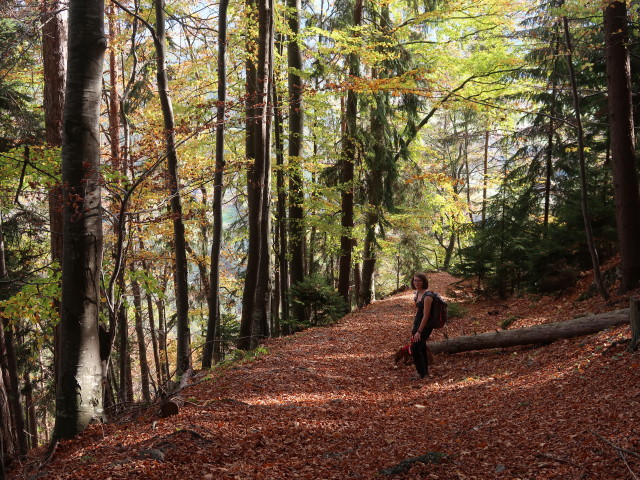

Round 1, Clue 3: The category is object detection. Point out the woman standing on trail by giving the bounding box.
[411,272,433,379]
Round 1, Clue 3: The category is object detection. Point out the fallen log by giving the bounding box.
[160,368,193,418]
[429,309,630,355]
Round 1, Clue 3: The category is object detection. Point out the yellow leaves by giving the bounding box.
[564,146,591,153]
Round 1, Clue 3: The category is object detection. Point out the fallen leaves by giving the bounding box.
[9,271,640,479]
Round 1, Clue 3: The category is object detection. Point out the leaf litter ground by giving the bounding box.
[11,270,640,479]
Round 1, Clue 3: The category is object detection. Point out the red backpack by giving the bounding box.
[421,291,448,329]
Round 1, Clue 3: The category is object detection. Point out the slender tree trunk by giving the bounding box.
[0,362,14,467]
[338,0,363,310]
[273,38,288,332]
[145,288,162,387]
[482,130,488,228]
[131,268,151,402]
[203,0,229,368]
[153,0,191,374]
[41,0,67,406]
[42,0,66,265]
[53,0,105,440]
[117,300,132,404]
[156,298,170,385]
[604,1,640,292]
[287,0,306,324]
[22,371,37,449]
[0,220,27,455]
[361,212,377,306]
[563,17,609,300]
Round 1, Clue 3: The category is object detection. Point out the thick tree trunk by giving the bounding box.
[239,0,260,351]
[53,0,105,440]
[338,0,362,309]
[240,0,274,350]
[287,0,306,325]
[429,310,629,355]
[604,1,640,292]
[252,0,274,347]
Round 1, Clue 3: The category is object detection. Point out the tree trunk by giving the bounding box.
[41,0,67,409]
[42,0,66,265]
[0,364,14,470]
[273,40,288,334]
[156,298,170,386]
[53,0,105,440]
[131,269,151,403]
[482,130,488,228]
[338,0,362,309]
[429,310,629,355]
[252,0,274,346]
[627,299,640,351]
[240,0,274,350]
[22,371,37,449]
[117,296,132,404]
[151,0,191,374]
[0,221,27,455]
[563,17,609,300]
[361,211,377,306]
[145,287,163,387]
[287,0,306,325]
[203,0,229,368]
[604,1,640,292]
[239,0,260,351]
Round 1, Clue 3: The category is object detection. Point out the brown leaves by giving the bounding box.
[11,271,640,479]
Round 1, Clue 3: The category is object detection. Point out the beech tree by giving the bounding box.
[239,0,275,349]
[53,0,105,440]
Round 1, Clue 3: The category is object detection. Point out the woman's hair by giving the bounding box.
[411,272,429,290]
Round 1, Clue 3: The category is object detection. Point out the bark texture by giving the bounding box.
[53,0,105,440]
[429,310,629,355]
[203,0,229,368]
[604,1,640,292]
[337,0,363,309]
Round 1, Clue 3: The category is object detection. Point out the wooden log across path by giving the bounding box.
[429,309,630,355]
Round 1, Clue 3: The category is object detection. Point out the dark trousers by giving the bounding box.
[411,327,433,378]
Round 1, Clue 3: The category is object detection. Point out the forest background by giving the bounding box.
[1,0,640,463]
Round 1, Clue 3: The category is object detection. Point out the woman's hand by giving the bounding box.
[412,331,421,342]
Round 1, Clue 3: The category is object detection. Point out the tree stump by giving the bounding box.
[159,368,192,418]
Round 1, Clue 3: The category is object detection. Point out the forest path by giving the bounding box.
[17,272,640,479]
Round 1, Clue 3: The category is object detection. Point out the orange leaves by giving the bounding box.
[10,273,640,480]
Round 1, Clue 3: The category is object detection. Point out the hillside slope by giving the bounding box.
[12,272,640,479]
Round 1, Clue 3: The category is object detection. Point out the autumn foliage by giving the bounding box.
[10,272,640,479]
